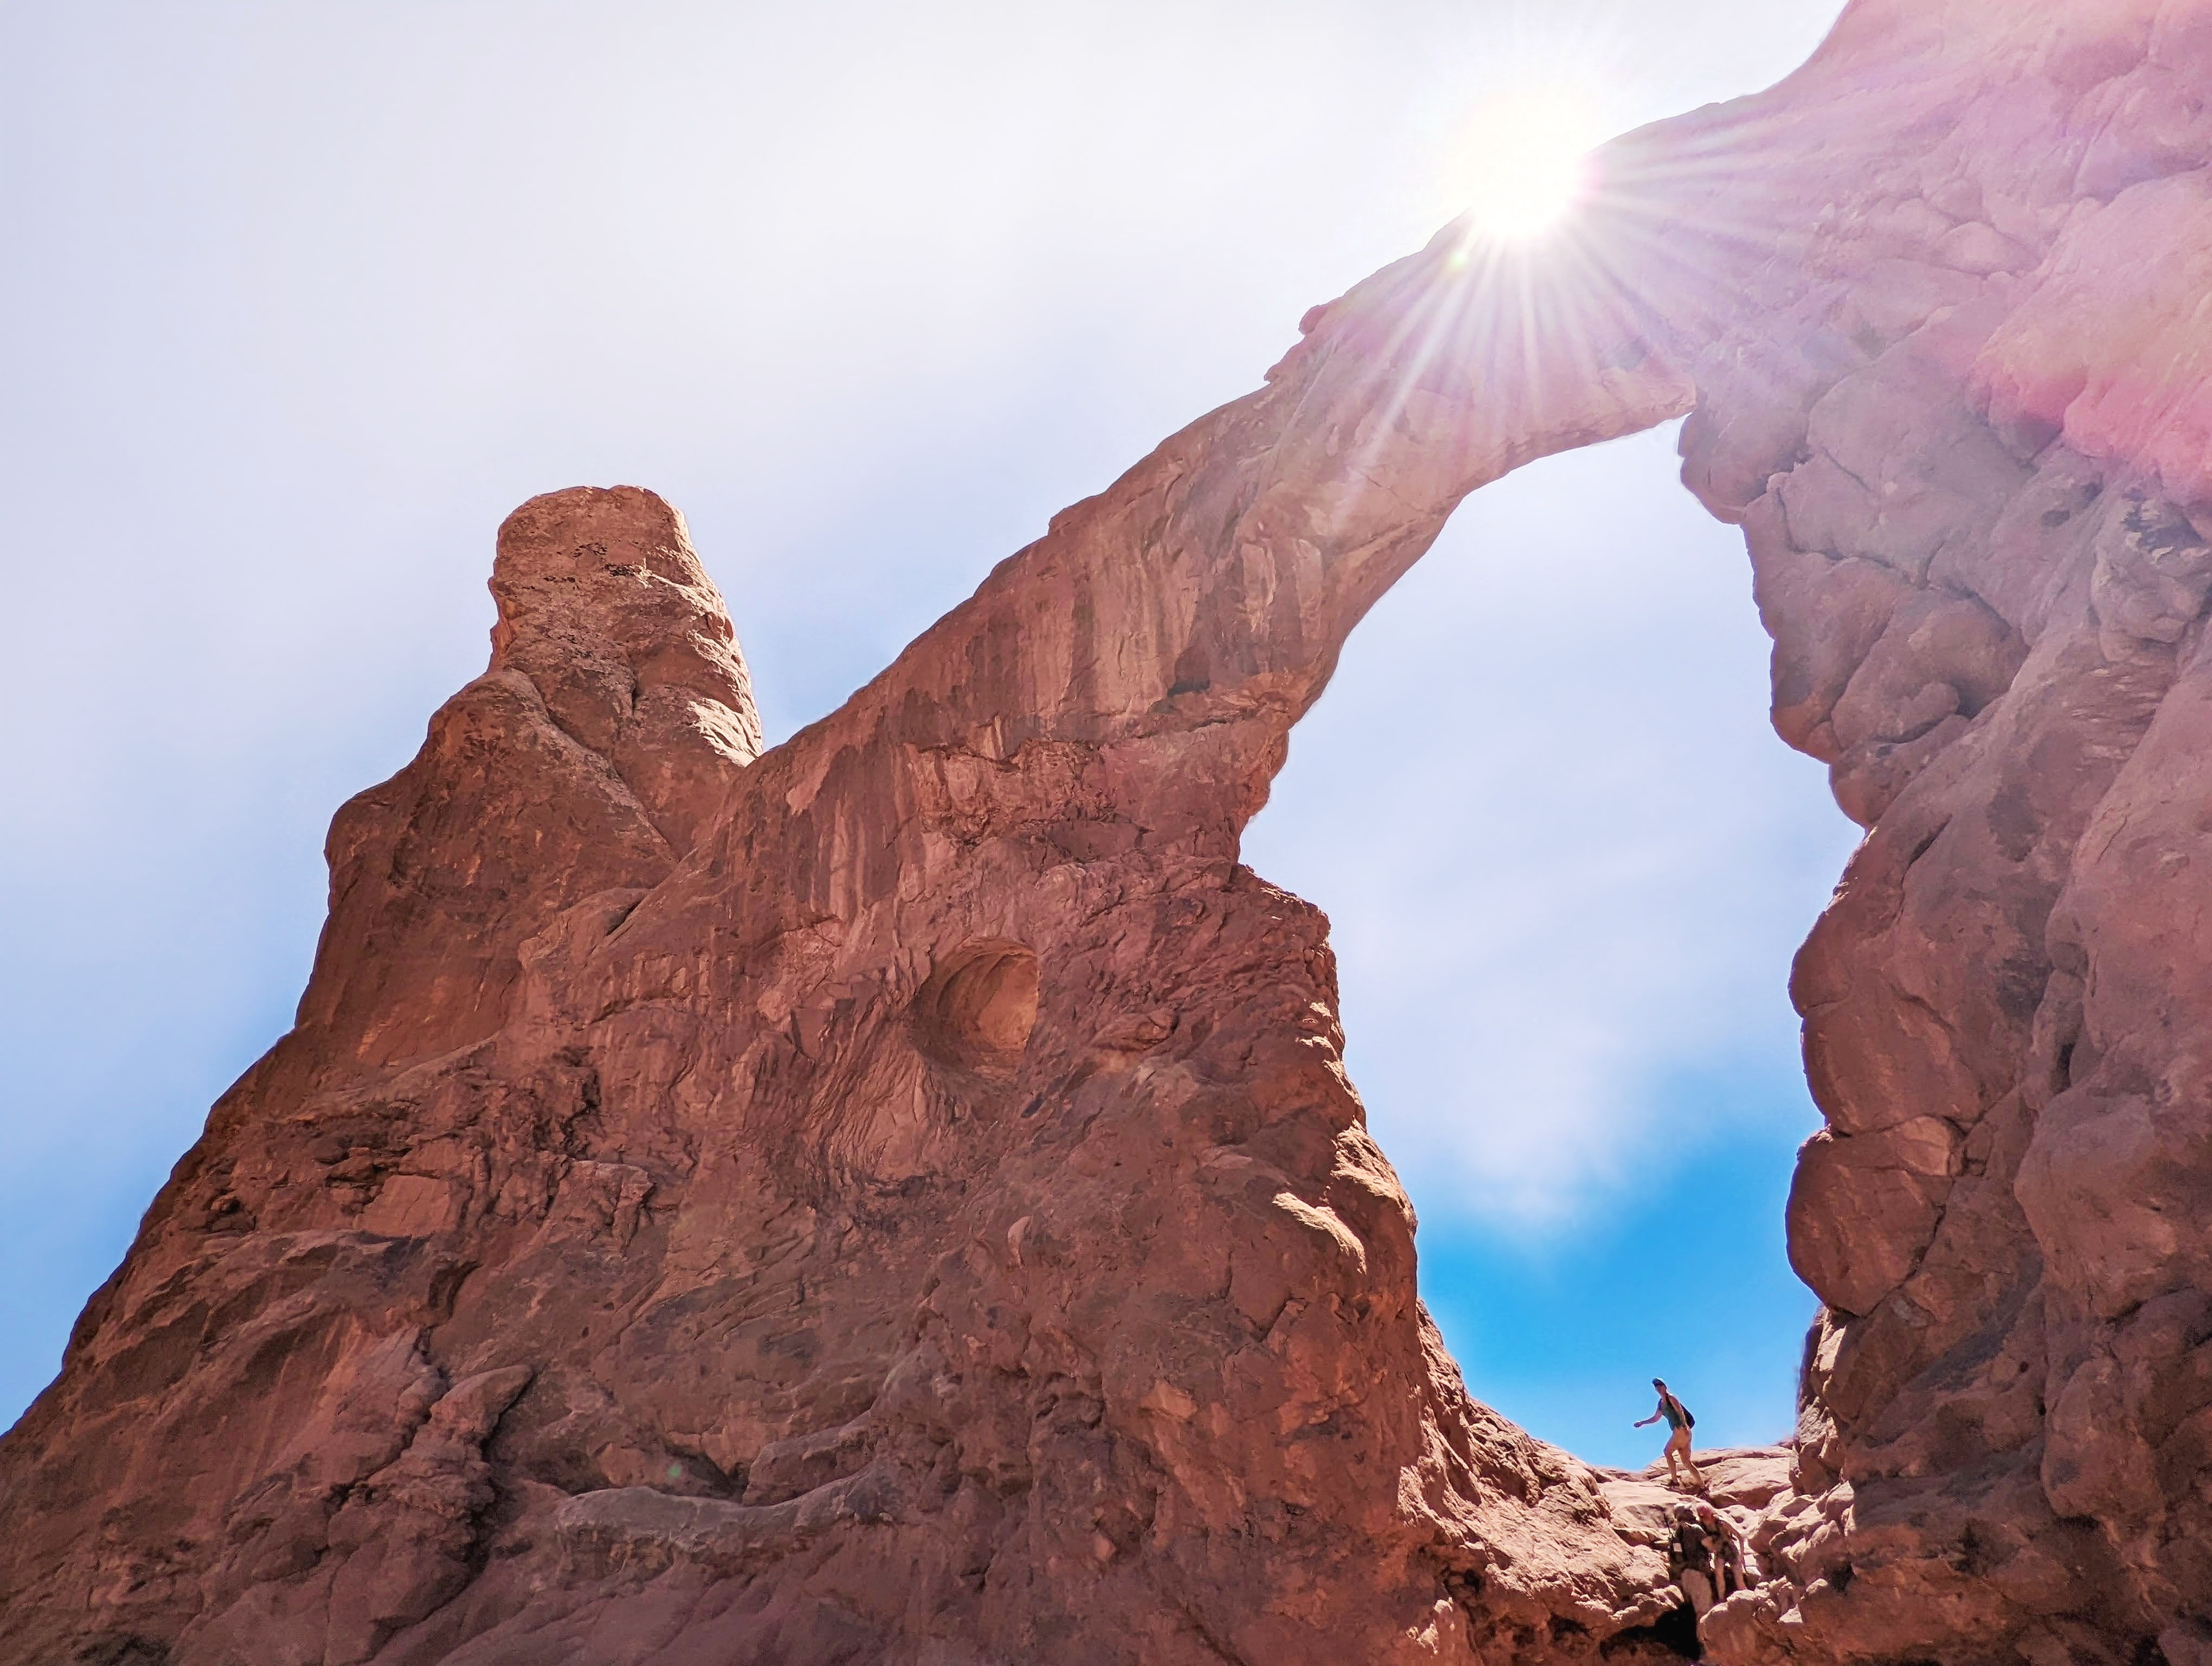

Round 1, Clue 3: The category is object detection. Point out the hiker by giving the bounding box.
[1671,1503,1721,1616]
[1717,1508,1755,1595]
[1670,1500,1751,1614]
[1634,1377,1706,1489]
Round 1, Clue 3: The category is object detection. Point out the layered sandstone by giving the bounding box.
[0,227,1701,1665]
[5,0,2211,1661]
[1607,5,2212,1660]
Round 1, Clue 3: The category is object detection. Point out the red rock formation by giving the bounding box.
[0,226,1701,1660]
[5,0,2210,1661]
[1596,4,2212,1660]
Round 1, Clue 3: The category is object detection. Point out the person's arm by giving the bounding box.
[1633,1407,1660,1427]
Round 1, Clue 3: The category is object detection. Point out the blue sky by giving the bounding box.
[0,0,1851,1468]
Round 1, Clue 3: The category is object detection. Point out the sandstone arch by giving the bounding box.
[5,2,2212,1662]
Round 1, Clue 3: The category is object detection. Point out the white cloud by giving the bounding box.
[1245,429,1859,1227]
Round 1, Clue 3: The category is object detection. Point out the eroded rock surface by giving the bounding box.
[4,0,2211,1661]
[0,215,1701,1663]
[1604,3,2212,1660]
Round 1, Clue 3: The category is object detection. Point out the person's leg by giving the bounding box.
[1674,1429,1706,1486]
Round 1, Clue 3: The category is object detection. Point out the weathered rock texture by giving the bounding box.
[0,227,1701,1666]
[1608,4,2212,1661]
[4,0,2210,1661]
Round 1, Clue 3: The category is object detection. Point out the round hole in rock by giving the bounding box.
[914,939,1039,1069]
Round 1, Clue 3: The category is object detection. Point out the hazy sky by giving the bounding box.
[0,0,1852,1467]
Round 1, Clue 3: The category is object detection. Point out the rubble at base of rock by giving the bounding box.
[5,0,2211,1661]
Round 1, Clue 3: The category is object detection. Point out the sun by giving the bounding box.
[1452,85,1607,244]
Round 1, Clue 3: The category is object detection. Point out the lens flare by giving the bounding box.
[1455,86,1605,243]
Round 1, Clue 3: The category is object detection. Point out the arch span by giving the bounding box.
[5,2,2212,1662]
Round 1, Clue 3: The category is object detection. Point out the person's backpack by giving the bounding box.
[1671,1394,1695,1430]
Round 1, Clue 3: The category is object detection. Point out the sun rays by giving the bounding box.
[1298,73,1859,549]
[1452,84,1605,245]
